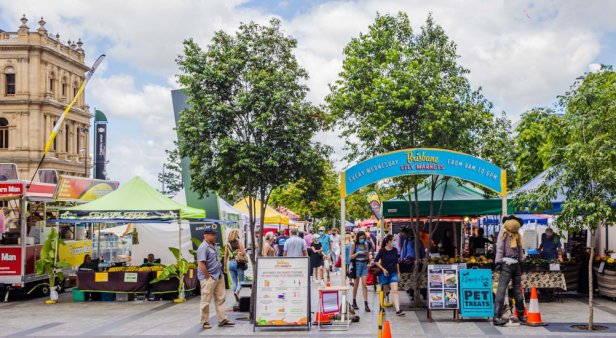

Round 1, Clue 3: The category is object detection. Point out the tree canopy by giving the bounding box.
[175,18,328,319]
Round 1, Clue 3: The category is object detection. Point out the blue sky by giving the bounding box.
[2,0,616,189]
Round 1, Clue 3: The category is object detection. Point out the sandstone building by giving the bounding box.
[0,15,91,182]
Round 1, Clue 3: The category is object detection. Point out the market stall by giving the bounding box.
[1,177,118,300]
[54,176,206,297]
[233,197,292,235]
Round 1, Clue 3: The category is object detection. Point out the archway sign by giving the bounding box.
[338,148,507,284]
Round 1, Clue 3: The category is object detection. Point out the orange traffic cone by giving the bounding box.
[383,319,392,338]
[314,312,331,324]
[525,287,547,326]
[513,287,528,317]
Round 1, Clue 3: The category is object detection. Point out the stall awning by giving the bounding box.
[233,197,290,225]
[58,176,205,221]
[383,179,507,218]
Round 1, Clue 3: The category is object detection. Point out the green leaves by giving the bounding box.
[327,13,495,163]
[150,247,191,297]
[515,68,616,233]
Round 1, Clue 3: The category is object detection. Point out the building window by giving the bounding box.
[5,67,15,95]
[76,126,81,155]
[73,82,78,98]
[64,124,69,153]
[49,73,55,93]
[62,81,67,97]
[52,120,57,151]
[0,118,8,149]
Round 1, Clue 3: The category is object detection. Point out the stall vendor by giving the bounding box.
[79,254,99,271]
[539,228,562,261]
[469,228,492,256]
[142,253,160,266]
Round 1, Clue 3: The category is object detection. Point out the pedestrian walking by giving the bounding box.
[310,236,324,284]
[224,229,246,303]
[198,226,234,330]
[330,228,341,275]
[283,228,308,257]
[493,215,527,326]
[274,230,288,256]
[318,226,332,282]
[374,235,405,316]
[350,230,373,312]
[304,229,313,247]
[262,232,276,256]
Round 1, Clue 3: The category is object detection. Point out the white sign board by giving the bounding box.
[428,264,459,310]
[255,257,310,328]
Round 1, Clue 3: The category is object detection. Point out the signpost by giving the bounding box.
[254,256,310,331]
[459,269,493,319]
[427,264,459,321]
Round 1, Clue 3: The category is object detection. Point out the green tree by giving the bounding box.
[175,19,326,319]
[514,108,562,187]
[515,67,616,331]
[270,157,340,224]
[157,141,184,196]
[479,112,516,190]
[327,12,497,304]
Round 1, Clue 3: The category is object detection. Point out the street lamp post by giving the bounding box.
[80,127,89,178]
[80,148,87,178]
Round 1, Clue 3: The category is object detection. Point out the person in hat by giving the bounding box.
[197,226,234,329]
[493,215,527,326]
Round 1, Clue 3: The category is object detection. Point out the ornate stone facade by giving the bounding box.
[0,15,91,180]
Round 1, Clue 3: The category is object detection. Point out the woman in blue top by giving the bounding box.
[350,231,373,312]
[375,234,404,316]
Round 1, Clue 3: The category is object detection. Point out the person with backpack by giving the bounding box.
[350,230,373,312]
[374,234,405,316]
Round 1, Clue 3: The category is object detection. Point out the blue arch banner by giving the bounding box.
[340,148,506,198]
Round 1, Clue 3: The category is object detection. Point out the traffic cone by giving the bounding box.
[383,319,392,338]
[513,287,528,317]
[525,287,547,326]
[314,312,331,324]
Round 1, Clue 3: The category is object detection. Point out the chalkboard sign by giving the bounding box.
[459,269,493,318]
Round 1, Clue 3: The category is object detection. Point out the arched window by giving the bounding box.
[5,67,15,95]
[0,117,9,149]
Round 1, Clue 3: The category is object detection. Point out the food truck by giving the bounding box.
[0,175,118,301]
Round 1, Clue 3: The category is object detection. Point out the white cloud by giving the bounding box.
[5,0,616,183]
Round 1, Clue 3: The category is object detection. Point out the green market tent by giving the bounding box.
[382,179,507,218]
[58,176,205,222]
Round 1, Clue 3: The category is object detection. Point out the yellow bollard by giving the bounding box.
[378,285,384,338]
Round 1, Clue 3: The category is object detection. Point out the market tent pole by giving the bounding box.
[97,223,101,259]
[340,197,346,286]
[19,196,27,282]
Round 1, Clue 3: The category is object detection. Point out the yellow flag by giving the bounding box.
[44,54,106,154]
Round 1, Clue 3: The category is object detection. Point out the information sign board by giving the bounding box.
[459,269,493,318]
[255,257,310,328]
[428,264,459,310]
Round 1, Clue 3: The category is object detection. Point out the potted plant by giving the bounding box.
[29,228,72,304]
[150,247,190,303]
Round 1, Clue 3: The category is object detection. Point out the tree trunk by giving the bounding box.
[588,227,598,331]
[247,196,258,322]
[412,184,424,307]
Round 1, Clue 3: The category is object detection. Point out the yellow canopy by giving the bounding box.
[233,197,290,225]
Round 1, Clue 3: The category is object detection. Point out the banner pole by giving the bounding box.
[340,197,346,286]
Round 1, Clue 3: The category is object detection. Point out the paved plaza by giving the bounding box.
[2,281,616,338]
